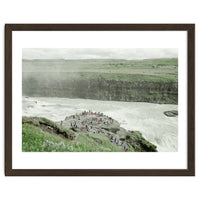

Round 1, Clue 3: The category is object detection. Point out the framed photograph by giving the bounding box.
[5,24,195,176]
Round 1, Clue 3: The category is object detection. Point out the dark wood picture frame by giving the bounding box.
[5,24,195,176]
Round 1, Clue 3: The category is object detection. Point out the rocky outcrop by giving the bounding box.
[62,111,157,152]
[125,131,157,152]
[164,110,178,117]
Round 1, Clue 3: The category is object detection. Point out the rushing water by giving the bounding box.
[22,96,178,152]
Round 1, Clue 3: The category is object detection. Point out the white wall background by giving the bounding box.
[0,0,199,200]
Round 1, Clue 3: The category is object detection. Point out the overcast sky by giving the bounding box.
[22,48,178,60]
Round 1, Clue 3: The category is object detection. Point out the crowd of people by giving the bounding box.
[63,110,114,132]
[60,110,128,152]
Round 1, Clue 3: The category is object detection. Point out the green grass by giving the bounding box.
[78,72,178,83]
[24,71,177,83]
[22,116,73,137]
[76,133,124,152]
[22,123,124,152]
[23,58,178,83]
[22,123,71,152]
[23,58,178,70]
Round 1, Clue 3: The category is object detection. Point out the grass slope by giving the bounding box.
[22,123,124,152]
[22,116,157,152]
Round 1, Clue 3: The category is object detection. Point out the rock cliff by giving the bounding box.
[22,76,178,104]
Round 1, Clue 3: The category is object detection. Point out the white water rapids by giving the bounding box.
[22,96,178,152]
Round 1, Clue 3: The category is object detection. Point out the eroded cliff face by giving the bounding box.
[22,76,178,104]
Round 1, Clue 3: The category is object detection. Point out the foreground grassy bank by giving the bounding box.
[22,116,157,152]
[22,123,124,152]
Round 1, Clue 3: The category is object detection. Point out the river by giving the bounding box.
[22,96,178,152]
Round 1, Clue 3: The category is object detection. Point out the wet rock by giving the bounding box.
[164,110,178,117]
